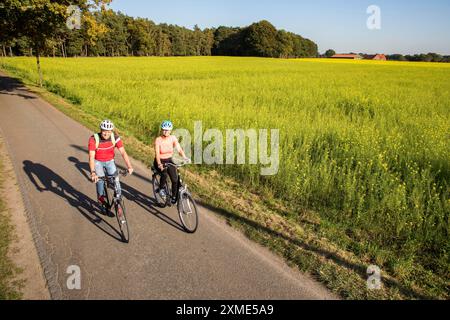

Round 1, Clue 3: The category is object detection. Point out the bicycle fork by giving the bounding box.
[178,186,193,215]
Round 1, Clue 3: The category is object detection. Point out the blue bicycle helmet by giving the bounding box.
[161,120,173,131]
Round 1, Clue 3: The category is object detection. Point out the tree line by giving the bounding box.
[1,6,318,59]
[322,49,449,63]
[386,53,450,63]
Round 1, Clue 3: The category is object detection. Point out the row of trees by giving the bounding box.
[1,7,318,59]
[322,49,450,63]
[212,21,318,58]
[0,0,113,85]
[386,53,450,63]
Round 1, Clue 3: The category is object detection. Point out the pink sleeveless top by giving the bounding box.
[155,135,179,160]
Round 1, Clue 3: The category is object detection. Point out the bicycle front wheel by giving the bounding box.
[178,192,199,233]
[115,200,130,243]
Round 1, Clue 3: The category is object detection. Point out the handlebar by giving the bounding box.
[98,169,129,181]
[119,169,130,177]
[161,159,192,171]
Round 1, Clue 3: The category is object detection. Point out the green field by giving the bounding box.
[1,56,449,297]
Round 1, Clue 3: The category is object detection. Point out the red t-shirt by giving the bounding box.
[88,134,124,162]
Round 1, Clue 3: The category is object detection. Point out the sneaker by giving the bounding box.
[159,189,167,198]
[171,197,177,205]
[98,195,106,205]
[98,196,108,215]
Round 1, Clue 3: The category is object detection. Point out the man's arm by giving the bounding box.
[118,147,134,175]
[89,150,98,183]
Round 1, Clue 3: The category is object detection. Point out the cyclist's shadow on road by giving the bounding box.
[22,160,124,242]
[68,157,185,232]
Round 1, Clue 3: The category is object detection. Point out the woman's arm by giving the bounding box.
[174,137,188,160]
[155,139,163,170]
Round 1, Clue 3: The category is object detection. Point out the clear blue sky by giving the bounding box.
[109,0,450,55]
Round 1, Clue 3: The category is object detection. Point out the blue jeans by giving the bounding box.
[95,160,121,199]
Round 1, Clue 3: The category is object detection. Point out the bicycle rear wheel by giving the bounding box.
[178,192,199,233]
[115,200,130,243]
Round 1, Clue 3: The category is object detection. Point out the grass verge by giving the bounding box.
[0,139,23,300]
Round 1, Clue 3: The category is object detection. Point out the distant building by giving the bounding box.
[331,54,363,60]
[363,54,387,61]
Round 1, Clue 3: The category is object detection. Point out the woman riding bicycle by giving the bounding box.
[154,120,189,204]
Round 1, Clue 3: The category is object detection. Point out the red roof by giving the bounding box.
[364,54,387,60]
[331,54,361,59]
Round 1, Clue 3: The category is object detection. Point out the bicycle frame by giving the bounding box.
[99,169,128,207]
[152,160,198,233]
[155,162,189,206]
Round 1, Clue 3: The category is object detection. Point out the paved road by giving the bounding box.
[0,72,336,300]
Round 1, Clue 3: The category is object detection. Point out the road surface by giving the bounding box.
[0,72,336,300]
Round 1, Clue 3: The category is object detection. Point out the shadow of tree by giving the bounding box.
[0,75,37,100]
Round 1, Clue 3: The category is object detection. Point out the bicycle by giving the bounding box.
[151,160,199,233]
[99,168,130,243]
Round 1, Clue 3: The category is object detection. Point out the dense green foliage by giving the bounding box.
[387,53,450,63]
[0,0,110,85]
[325,49,336,58]
[213,21,317,58]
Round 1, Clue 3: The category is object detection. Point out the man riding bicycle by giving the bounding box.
[89,120,134,214]
[154,121,189,204]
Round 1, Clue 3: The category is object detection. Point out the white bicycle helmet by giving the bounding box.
[100,120,115,131]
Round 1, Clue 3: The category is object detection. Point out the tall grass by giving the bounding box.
[2,56,449,280]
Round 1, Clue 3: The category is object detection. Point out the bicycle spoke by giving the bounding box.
[116,200,129,243]
[182,197,193,214]
[178,193,198,233]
